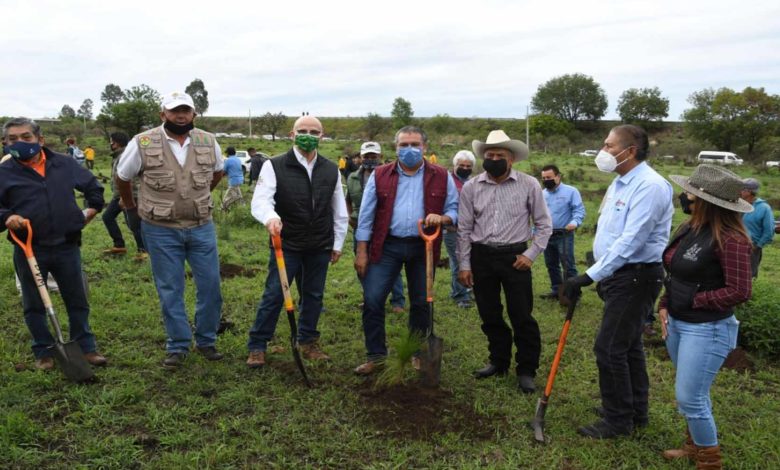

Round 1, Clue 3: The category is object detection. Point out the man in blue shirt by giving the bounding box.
[563,125,673,439]
[740,178,774,277]
[540,164,586,299]
[222,146,244,211]
[353,126,459,375]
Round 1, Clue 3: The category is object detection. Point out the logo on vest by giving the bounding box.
[139,136,151,147]
[682,243,701,262]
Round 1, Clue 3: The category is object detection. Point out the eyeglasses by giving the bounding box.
[397,142,422,148]
[295,129,321,136]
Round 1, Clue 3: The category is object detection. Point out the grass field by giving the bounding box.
[1,144,779,469]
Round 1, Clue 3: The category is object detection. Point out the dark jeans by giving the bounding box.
[102,198,145,251]
[750,246,762,278]
[13,243,96,359]
[543,230,577,294]
[594,264,664,430]
[361,236,428,359]
[248,248,331,351]
[353,236,405,308]
[471,243,540,376]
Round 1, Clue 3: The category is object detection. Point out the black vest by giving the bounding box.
[665,225,731,323]
[270,150,338,252]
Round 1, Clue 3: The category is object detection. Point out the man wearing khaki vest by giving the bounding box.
[115,92,225,369]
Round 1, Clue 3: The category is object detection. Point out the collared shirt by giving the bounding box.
[586,162,674,282]
[543,182,586,229]
[223,156,244,186]
[250,147,349,252]
[742,198,775,247]
[457,169,552,271]
[116,125,223,181]
[355,162,459,242]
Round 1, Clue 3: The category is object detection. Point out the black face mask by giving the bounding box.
[679,192,693,215]
[483,159,508,178]
[164,120,194,136]
[542,179,557,190]
[455,168,472,179]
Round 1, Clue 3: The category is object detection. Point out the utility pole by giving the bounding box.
[526,105,530,151]
[248,108,252,138]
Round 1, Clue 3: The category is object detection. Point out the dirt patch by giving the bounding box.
[356,382,501,440]
[722,347,754,372]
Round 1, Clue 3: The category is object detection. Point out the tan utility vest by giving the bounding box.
[136,127,216,229]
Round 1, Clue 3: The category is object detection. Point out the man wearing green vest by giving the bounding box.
[346,142,405,312]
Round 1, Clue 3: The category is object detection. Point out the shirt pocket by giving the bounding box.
[143,170,176,192]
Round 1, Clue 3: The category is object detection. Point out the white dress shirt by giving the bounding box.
[116,125,223,181]
[251,147,348,252]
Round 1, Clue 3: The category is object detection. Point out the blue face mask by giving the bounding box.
[397,146,423,168]
[8,141,41,161]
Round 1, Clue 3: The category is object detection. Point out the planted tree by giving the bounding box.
[532,73,608,124]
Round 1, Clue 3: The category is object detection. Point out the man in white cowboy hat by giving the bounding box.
[562,124,674,438]
[116,91,225,370]
[457,130,552,393]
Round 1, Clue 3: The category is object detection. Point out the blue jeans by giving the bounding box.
[353,236,404,307]
[141,221,223,353]
[13,243,96,359]
[443,230,471,302]
[543,231,577,294]
[666,315,739,446]
[248,249,331,351]
[362,237,429,359]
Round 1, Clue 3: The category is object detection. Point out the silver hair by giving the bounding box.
[452,150,476,166]
[394,125,427,144]
[3,117,42,139]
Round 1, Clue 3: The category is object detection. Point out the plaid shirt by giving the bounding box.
[659,231,752,312]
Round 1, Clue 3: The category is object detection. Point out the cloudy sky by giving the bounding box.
[2,0,779,121]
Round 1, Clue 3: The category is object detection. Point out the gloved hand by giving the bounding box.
[562,274,593,303]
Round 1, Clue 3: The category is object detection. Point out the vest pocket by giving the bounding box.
[193,194,213,219]
[195,148,214,166]
[144,149,164,168]
[143,170,176,192]
[191,169,212,190]
[140,197,175,221]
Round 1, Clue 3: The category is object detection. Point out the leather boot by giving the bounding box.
[695,445,722,470]
[662,428,695,460]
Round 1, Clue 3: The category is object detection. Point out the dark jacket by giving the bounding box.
[249,154,267,182]
[0,148,104,246]
[270,149,338,252]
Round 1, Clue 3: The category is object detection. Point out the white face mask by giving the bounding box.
[594,147,630,173]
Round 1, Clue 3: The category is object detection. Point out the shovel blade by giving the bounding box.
[531,397,547,443]
[51,342,94,383]
[418,334,444,388]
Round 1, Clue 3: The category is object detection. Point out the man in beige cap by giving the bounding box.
[457,130,552,393]
[116,91,225,369]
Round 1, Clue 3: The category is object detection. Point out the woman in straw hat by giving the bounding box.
[659,164,754,469]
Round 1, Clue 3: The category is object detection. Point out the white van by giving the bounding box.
[696,151,743,165]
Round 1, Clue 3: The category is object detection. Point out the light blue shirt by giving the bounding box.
[543,182,586,229]
[223,156,244,186]
[586,162,674,282]
[355,163,459,241]
[742,198,775,247]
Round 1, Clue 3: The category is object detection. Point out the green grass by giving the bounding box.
[1,149,779,469]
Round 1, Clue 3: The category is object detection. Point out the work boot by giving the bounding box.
[134,251,149,262]
[246,351,266,368]
[518,375,536,394]
[162,352,187,369]
[473,364,508,379]
[103,247,127,254]
[694,445,722,470]
[84,352,108,366]
[299,341,330,361]
[663,428,696,460]
[196,346,224,361]
[354,361,381,376]
[35,357,54,371]
[593,407,648,429]
[577,419,632,439]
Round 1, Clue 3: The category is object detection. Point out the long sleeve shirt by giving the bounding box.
[250,148,349,252]
[456,169,552,271]
[586,162,674,282]
[543,182,586,229]
[742,198,775,248]
[354,163,459,242]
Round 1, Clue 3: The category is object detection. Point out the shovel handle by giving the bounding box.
[271,234,294,311]
[9,219,34,258]
[417,219,441,302]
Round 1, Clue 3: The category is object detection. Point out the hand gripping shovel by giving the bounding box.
[271,234,312,388]
[531,292,580,443]
[10,220,94,383]
[417,219,443,388]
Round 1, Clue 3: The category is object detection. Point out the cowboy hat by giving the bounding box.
[669,164,753,213]
[472,130,529,161]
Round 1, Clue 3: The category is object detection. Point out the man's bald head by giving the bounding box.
[292,115,323,134]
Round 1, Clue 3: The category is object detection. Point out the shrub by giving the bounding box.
[736,281,780,357]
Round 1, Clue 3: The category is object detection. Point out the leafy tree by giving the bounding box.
[531,73,608,124]
[100,84,125,106]
[185,78,209,116]
[59,104,76,119]
[257,112,287,141]
[125,84,161,104]
[616,87,669,127]
[391,97,414,128]
[528,114,573,138]
[739,87,780,155]
[362,112,389,140]
[425,114,454,134]
[77,99,94,121]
